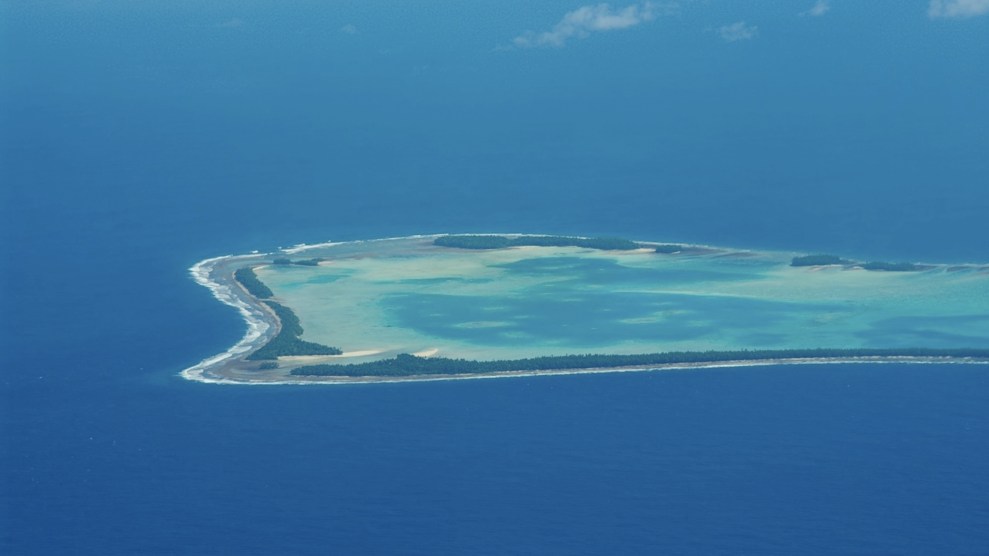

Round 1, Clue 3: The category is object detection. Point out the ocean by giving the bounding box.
[2,2,988,554]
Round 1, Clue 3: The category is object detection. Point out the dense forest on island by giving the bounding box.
[289,348,989,377]
[272,257,324,266]
[233,266,341,359]
[247,301,342,360]
[233,267,342,359]
[790,255,925,271]
[791,255,854,267]
[234,267,273,299]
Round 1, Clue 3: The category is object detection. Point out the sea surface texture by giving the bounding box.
[2,2,988,555]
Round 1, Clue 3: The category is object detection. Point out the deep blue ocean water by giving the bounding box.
[2,2,988,554]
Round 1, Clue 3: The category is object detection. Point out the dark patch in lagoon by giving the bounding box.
[495,255,757,285]
[305,273,351,285]
[380,290,839,348]
[397,276,495,285]
[260,265,355,287]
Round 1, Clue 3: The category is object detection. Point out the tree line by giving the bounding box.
[791,254,924,271]
[273,257,324,266]
[290,348,989,377]
[234,267,273,299]
[245,302,342,360]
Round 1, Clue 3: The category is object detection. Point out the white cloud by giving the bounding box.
[801,0,831,17]
[511,2,672,48]
[928,0,989,18]
[340,24,359,35]
[718,21,758,42]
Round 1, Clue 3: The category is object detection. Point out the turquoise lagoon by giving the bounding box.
[255,238,989,363]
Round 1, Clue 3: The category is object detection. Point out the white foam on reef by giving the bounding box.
[275,232,629,256]
[276,233,730,259]
[281,241,343,254]
[280,234,454,255]
[180,254,272,383]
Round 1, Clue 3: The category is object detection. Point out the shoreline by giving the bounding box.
[188,355,989,386]
[180,253,282,383]
[178,234,989,386]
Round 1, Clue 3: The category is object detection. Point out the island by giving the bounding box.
[791,254,927,272]
[791,254,855,267]
[181,234,989,384]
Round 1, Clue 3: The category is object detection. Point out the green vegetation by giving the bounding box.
[654,244,684,254]
[234,267,273,299]
[258,361,279,370]
[234,265,342,360]
[862,261,922,272]
[247,302,342,360]
[791,254,854,267]
[292,258,323,266]
[434,235,641,251]
[272,257,323,266]
[790,255,924,272]
[433,239,930,273]
[290,348,989,377]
